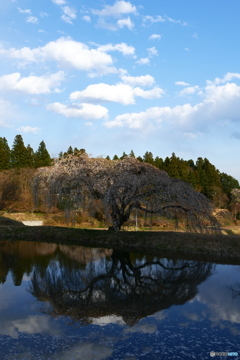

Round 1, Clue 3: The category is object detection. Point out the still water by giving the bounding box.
[0,240,240,360]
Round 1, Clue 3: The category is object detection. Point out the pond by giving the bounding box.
[0,240,240,360]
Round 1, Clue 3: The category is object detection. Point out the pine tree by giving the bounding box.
[113,155,119,160]
[0,137,11,170]
[143,151,154,165]
[129,150,135,158]
[35,141,52,168]
[11,135,29,168]
[25,144,35,168]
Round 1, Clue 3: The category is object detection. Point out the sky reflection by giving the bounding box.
[0,240,239,359]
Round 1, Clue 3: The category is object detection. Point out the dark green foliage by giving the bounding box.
[113,155,119,160]
[10,135,29,169]
[106,155,111,160]
[35,141,52,168]
[120,151,127,159]
[143,151,154,165]
[0,137,11,170]
[220,173,240,196]
[129,150,135,158]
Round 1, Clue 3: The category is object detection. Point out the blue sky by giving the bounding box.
[1,0,240,180]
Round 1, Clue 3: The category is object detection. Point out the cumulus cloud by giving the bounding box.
[92,1,137,31]
[213,72,240,85]
[104,81,240,130]
[175,81,190,86]
[136,58,150,65]
[97,42,135,56]
[147,47,158,57]
[178,86,200,96]
[0,71,65,94]
[82,15,91,22]
[17,126,40,134]
[117,17,134,29]
[47,102,108,120]
[61,6,77,24]
[70,83,163,105]
[120,74,155,87]
[0,37,116,76]
[149,34,161,40]
[92,1,137,18]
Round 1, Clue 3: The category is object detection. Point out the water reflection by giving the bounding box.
[1,240,240,360]
[28,249,214,326]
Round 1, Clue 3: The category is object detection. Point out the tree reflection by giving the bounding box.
[29,250,215,326]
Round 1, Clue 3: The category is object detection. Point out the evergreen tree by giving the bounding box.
[120,151,127,159]
[58,151,64,159]
[106,155,111,160]
[129,150,135,158]
[67,146,73,155]
[11,135,29,168]
[220,173,240,196]
[0,137,11,170]
[154,156,163,169]
[35,141,52,168]
[113,155,119,160]
[25,144,35,168]
[143,151,154,165]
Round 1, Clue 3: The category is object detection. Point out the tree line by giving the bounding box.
[0,135,52,170]
[0,135,239,207]
[107,150,239,206]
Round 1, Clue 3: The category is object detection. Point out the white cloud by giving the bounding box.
[133,86,164,99]
[192,32,198,38]
[166,16,187,26]
[136,58,150,65]
[18,7,31,14]
[40,12,49,17]
[149,34,161,40]
[92,1,137,31]
[92,1,137,18]
[143,15,187,26]
[120,74,155,87]
[26,16,38,24]
[52,0,66,5]
[213,72,240,85]
[0,315,60,339]
[0,37,116,76]
[178,86,200,96]
[82,15,91,22]
[0,71,65,94]
[47,102,109,120]
[70,83,163,105]
[61,6,77,24]
[143,15,165,24]
[147,47,158,57]
[18,126,40,134]
[104,80,240,130]
[117,17,134,30]
[175,81,190,86]
[97,42,135,56]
